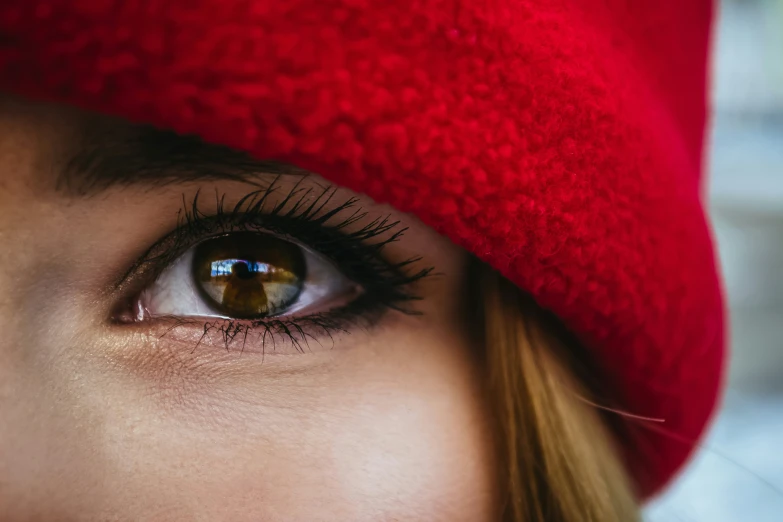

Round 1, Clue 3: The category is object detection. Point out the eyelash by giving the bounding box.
[115,178,434,352]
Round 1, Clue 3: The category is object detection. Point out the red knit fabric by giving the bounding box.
[0,0,724,499]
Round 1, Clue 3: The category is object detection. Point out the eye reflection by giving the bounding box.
[193,233,307,318]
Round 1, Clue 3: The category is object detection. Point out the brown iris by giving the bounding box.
[192,232,306,318]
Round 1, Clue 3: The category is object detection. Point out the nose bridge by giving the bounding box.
[0,195,29,330]
[0,182,22,312]
[0,177,31,392]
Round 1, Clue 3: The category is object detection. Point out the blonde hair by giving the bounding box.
[466,258,640,521]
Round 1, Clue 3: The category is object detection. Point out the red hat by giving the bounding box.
[0,0,725,498]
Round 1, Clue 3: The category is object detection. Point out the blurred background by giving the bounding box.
[645,0,783,520]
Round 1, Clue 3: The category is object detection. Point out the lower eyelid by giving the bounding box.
[113,280,407,358]
[98,327,348,409]
[120,315,353,356]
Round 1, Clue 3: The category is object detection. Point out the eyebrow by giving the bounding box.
[59,123,307,196]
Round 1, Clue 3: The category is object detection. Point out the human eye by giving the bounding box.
[138,231,361,319]
[112,182,433,352]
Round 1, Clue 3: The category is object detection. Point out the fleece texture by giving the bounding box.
[0,0,724,499]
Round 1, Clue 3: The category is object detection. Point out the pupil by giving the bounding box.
[231,261,254,280]
[192,232,306,318]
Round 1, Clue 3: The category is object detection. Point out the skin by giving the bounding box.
[0,95,497,521]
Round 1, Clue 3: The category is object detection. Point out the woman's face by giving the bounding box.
[0,96,497,521]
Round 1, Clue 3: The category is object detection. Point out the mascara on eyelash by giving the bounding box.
[113,180,434,349]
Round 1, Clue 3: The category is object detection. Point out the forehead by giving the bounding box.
[0,94,301,200]
[0,96,82,193]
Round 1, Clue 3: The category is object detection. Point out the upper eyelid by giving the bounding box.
[122,184,395,281]
[113,180,333,289]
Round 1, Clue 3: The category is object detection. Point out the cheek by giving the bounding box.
[196,340,494,521]
[92,331,497,522]
[1,244,496,521]
[323,383,496,521]
[312,330,496,520]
